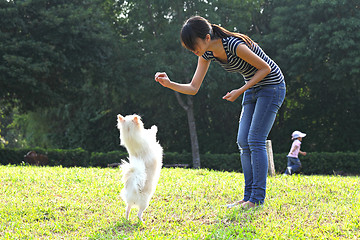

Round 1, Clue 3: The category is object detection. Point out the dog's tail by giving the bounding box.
[120,157,146,199]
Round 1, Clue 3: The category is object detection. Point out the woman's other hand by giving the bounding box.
[155,72,171,88]
[222,89,243,102]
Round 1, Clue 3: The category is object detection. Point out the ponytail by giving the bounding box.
[211,24,254,48]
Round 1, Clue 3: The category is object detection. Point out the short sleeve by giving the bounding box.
[294,140,302,147]
[201,52,211,61]
[227,37,247,57]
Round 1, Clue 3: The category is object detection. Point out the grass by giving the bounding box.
[0,165,359,239]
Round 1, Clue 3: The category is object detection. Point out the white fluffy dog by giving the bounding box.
[117,114,163,222]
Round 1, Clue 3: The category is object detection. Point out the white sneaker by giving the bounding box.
[287,167,292,175]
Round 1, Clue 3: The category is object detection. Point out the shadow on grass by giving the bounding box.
[89,217,144,240]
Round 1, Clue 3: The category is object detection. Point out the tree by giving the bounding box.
[109,0,266,167]
[260,0,360,152]
[0,0,126,150]
[0,0,117,111]
[1,0,268,159]
[4,0,358,159]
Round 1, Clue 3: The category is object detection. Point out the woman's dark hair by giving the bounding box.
[180,16,254,51]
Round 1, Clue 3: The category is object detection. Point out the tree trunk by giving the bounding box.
[174,92,201,169]
[173,8,201,168]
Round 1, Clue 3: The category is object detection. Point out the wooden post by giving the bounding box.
[266,140,276,176]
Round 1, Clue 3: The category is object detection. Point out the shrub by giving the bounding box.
[0,148,359,175]
[46,148,89,167]
[163,152,192,166]
[273,152,360,175]
[0,147,49,165]
[164,151,360,175]
[0,148,89,167]
[0,148,25,165]
[90,151,128,168]
[201,153,241,172]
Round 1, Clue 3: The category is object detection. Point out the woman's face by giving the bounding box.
[190,35,211,56]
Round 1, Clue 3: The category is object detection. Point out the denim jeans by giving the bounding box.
[286,157,302,174]
[237,82,286,205]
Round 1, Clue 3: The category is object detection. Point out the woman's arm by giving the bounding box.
[155,57,210,95]
[222,44,271,102]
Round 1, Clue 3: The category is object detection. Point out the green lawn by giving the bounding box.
[0,165,359,239]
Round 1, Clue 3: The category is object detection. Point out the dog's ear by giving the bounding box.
[117,114,125,122]
[133,116,140,125]
[150,125,158,134]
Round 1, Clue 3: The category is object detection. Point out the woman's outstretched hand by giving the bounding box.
[155,72,171,88]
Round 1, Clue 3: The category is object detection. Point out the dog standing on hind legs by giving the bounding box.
[117,114,163,222]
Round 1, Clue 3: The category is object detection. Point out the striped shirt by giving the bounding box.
[202,36,284,87]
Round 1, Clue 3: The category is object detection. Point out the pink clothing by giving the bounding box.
[287,139,302,158]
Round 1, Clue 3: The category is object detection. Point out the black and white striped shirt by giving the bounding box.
[202,36,284,87]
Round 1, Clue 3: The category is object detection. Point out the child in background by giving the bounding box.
[285,131,307,175]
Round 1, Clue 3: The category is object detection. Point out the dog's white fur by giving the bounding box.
[117,114,163,222]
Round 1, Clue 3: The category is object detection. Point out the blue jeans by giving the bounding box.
[286,157,302,174]
[237,82,286,205]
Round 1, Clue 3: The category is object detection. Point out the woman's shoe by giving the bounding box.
[241,201,256,209]
[226,200,246,208]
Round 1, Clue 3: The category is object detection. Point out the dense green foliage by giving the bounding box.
[260,0,360,152]
[0,0,125,152]
[0,0,118,110]
[1,148,359,175]
[1,0,359,160]
[0,166,359,239]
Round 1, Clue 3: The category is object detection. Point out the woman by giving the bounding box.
[155,16,285,208]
